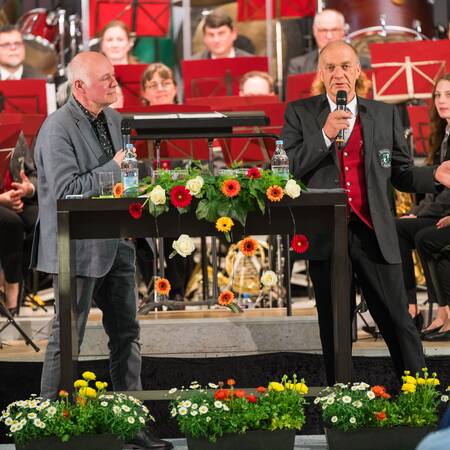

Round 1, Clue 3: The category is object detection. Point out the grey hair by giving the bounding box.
[313,9,345,29]
[66,52,91,86]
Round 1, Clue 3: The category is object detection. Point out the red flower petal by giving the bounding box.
[128,203,143,219]
[247,167,261,179]
[170,185,192,208]
[291,234,309,254]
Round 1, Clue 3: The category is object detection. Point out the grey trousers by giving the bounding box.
[40,241,142,399]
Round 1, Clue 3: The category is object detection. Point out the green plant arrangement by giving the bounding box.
[0,371,152,447]
[316,369,450,450]
[169,375,308,444]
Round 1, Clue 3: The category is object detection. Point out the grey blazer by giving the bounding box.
[192,47,254,60]
[282,94,438,264]
[33,95,126,277]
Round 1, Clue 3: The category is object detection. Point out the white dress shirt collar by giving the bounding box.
[0,65,23,80]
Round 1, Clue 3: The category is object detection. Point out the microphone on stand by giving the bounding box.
[335,90,347,150]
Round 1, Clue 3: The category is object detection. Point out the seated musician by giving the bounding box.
[239,71,275,97]
[0,24,44,80]
[0,133,38,316]
[193,11,254,60]
[99,20,139,66]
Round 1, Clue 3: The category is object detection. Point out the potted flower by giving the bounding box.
[0,371,153,450]
[169,375,308,450]
[316,369,449,450]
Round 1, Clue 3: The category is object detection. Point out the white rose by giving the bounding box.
[149,185,166,205]
[260,270,278,287]
[172,234,195,258]
[284,179,301,199]
[186,176,204,196]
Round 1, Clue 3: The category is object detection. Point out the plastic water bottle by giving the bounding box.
[271,139,290,180]
[121,143,139,197]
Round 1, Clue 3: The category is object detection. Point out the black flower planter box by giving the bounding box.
[15,434,124,450]
[325,426,434,450]
[187,429,296,450]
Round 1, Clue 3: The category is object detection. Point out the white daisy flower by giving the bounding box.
[350,417,356,424]
[367,391,375,400]
[5,417,13,426]
[313,397,321,404]
[127,417,135,424]
[214,401,223,408]
[222,404,230,411]
[342,396,352,404]
[113,405,121,414]
[190,410,198,416]
[326,397,335,405]
[168,388,177,394]
[182,400,192,408]
[178,407,188,416]
[199,406,208,414]
[208,383,218,389]
[100,402,108,407]
[331,416,338,423]
[170,408,177,417]
[191,403,198,410]
[353,401,363,408]
[121,405,131,412]
[441,395,449,402]
[27,413,37,419]
[206,416,211,422]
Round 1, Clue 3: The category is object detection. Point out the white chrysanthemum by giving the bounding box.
[331,416,338,423]
[326,397,335,405]
[127,416,135,424]
[350,417,356,424]
[367,391,375,400]
[182,400,192,408]
[27,413,37,419]
[10,424,18,432]
[41,401,50,409]
[342,396,352,404]
[190,410,198,416]
[168,388,177,394]
[353,400,363,408]
[121,405,131,412]
[113,405,121,414]
[313,397,321,404]
[199,405,208,414]
[178,407,188,416]
[191,403,198,410]
[5,417,13,425]
[214,401,223,408]
[208,383,218,389]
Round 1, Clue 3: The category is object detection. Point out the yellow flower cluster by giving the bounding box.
[401,369,440,394]
[268,379,309,394]
[73,371,108,400]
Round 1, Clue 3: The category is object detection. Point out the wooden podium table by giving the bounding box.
[56,191,350,392]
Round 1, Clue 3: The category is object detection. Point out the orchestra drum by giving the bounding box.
[17,8,60,76]
[325,0,434,59]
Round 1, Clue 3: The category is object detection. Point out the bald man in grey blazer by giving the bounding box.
[33,52,171,450]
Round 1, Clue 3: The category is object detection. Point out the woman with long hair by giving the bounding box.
[396,73,450,339]
[99,20,138,66]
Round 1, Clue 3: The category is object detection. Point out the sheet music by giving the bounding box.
[133,114,179,120]
[133,112,226,120]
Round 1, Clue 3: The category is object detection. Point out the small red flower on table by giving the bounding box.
[221,179,241,198]
[291,234,309,254]
[239,237,257,257]
[247,167,261,179]
[170,185,192,208]
[128,203,143,219]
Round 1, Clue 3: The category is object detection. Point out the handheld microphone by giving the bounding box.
[121,118,131,149]
[335,90,347,149]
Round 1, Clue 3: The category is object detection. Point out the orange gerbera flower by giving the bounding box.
[155,277,171,296]
[239,237,257,256]
[218,290,235,306]
[113,182,124,198]
[375,411,387,421]
[266,185,284,202]
[372,385,387,397]
[221,179,241,198]
[227,378,236,386]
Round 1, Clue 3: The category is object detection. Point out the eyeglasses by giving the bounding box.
[0,41,24,49]
[324,63,354,73]
[145,80,174,91]
[316,28,344,35]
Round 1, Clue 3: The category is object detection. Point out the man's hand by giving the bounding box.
[436,216,450,229]
[0,190,24,212]
[11,170,34,198]
[434,161,450,187]
[113,149,127,166]
[323,109,353,140]
[400,214,417,219]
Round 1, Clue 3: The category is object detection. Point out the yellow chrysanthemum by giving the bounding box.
[401,383,416,394]
[215,216,234,233]
[82,371,96,381]
[416,377,426,385]
[79,387,97,398]
[95,381,108,390]
[295,383,309,394]
[426,378,440,386]
[74,379,88,388]
[268,381,284,392]
[403,375,417,385]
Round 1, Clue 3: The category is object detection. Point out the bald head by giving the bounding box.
[68,51,118,115]
[313,9,346,50]
[319,41,360,65]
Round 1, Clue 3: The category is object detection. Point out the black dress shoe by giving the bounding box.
[124,429,173,450]
[422,330,450,341]
[421,325,444,338]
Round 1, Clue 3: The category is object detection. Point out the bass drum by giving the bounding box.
[17,8,60,76]
[325,0,434,60]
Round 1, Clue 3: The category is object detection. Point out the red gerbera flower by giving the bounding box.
[247,167,261,179]
[128,203,143,219]
[291,234,309,254]
[239,237,257,256]
[170,185,192,208]
[221,179,241,198]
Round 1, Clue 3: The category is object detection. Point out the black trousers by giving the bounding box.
[0,202,38,283]
[396,217,438,305]
[309,218,425,385]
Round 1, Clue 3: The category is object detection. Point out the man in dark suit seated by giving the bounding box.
[288,9,369,75]
[282,40,450,385]
[193,11,254,60]
[0,25,44,80]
